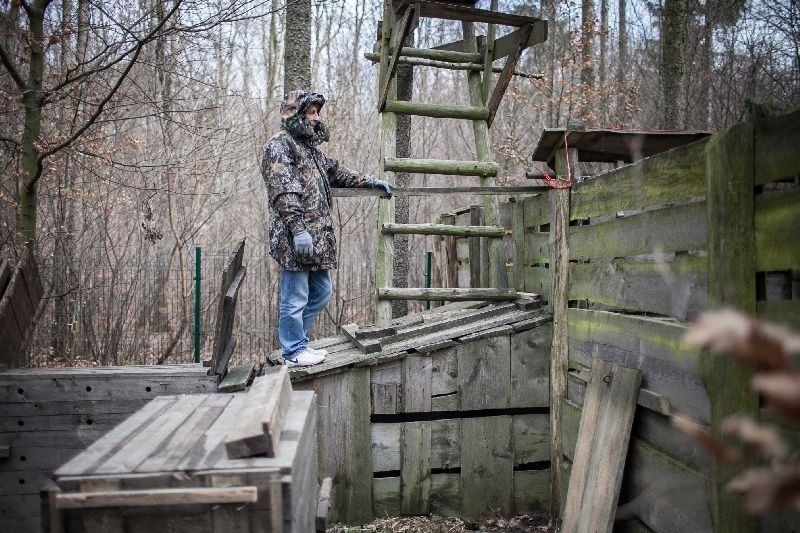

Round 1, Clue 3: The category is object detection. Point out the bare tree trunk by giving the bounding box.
[284,0,311,91]
[662,0,686,129]
[699,2,714,128]
[545,0,557,125]
[599,0,608,115]
[616,0,628,121]
[579,0,595,121]
[392,33,413,319]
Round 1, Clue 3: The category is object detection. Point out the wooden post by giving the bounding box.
[548,146,576,519]
[704,121,758,533]
[439,213,457,288]
[512,197,525,292]
[462,20,508,290]
[375,0,397,326]
[469,205,483,288]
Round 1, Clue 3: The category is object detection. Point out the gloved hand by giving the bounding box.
[293,230,313,258]
[370,177,393,197]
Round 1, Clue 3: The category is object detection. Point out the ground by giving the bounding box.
[328,513,552,532]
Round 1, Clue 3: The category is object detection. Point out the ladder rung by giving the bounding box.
[377,288,517,301]
[397,46,482,64]
[382,223,504,237]
[385,101,489,120]
[384,158,498,177]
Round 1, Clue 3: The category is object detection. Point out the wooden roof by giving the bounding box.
[531,128,711,168]
[268,300,550,382]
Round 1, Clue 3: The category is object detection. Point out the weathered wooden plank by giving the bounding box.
[755,187,800,271]
[383,157,499,177]
[512,414,550,466]
[410,0,544,27]
[225,367,292,458]
[430,347,458,397]
[373,476,401,517]
[570,202,707,261]
[487,23,532,126]
[522,193,549,229]
[54,396,178,476]
[562,360,641,533]
[457,334,511,410]
[705,120,759,533]
[341,324,382,354]
[218,362,256,393]
[377,287,516,301]
[460,416,513,520]
[513,469,550,514]
[510,324,551,408]
[311,368,372,524]
[371,383,398,414]
[371,419,461,473]
[401,355,432,412]
[175,393,250,471]
[211,240,245,375]
[371,423,400,472]
[55,486,258,509]
[316,477,332,532]
[400,422,431,514]
[430,473,461,517]
[753,108,800,186]
[568,254,707,321]
[524,266,550,301]
[523,230,549,266]
[568,309,708,422]
[571,139,708,221]
[757,300,800,330]
[383,100,488,120]
[383,222,504,237]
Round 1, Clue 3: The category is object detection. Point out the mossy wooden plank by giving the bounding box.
[523,230,550,266]
[512,414,550,466]
[571,139,708,221]
[372,419,460,473]
[524,266,550,301]
[561,399,581,461]
[753,109,800,186]
[755,187,800,271]
[512,469,550,514]
[569,202,707,261]
[705,120,758,533]
[522,194,549,229]
[400,422,431,514]
[567,309,708,422]
[373,477,401,517]
[460,416,513,520]
[457,334,511,410]
[568,254,707,321]
[430,473,461,517]
[757,300,800,330]
[510,325,551,408]
[401,355,432,412]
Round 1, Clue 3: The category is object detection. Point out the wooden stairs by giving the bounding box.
[373,0,548,325]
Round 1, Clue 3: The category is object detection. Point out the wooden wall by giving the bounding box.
[294,322,552,524]
[0,365,217,532]
[516,110,800,532]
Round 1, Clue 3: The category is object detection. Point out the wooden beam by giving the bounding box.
[377,287,516,301]
[406,0,545,27]
[316,477,333,532]
[364,52,543,77]
[379,4,417,111]
[331,185,549,197]
[487,23,532,127]
[384,157,499,177]
[218,362,256,393]
[396,46,482,63]
[55,487,259,509]
[384,100,489,120]
[492,20,548,61]
[704,121,758,533]
[341,323,382,354]
[382,222,504,237]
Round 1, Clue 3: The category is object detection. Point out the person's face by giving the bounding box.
[305,104,320,126]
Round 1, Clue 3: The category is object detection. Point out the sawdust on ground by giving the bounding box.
[328,513,552,532]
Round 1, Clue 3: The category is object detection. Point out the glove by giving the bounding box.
[293,230,313,258]
[370,177,393,197]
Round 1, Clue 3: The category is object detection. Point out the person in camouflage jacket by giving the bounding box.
[261,90,392,365]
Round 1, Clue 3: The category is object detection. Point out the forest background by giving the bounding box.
[0,0,796,367]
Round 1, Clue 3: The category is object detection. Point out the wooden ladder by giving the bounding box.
[374,0,547,325]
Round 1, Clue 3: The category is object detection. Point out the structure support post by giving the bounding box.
[704,121,758,533]
[548,146,576,520]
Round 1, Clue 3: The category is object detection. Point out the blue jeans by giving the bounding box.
[279,269,332,359]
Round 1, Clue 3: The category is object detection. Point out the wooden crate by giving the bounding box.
[48,390,318,533]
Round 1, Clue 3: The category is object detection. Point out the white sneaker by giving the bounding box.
[306,346,328,357]
[285,349,326,367]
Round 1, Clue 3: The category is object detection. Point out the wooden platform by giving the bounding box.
[51,390,318,533]
[0,364,217,533]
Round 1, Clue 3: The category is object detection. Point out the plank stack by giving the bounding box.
[46,367,319,533]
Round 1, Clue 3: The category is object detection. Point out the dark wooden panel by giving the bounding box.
[524,266,550,301]
[753,109,800,186]
[510,325,550,408]
[522,194,549,229]
[757,300,800,330]
[571,140,707,221]
[512,469,550,514]
[569,202,707,261]
[523,230,550,266]
[568,254,707,321]
[461,416,513,520]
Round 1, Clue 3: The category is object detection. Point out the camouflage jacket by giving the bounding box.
[261,129,369,271]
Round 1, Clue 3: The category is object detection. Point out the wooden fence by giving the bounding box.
[510,109,800,532]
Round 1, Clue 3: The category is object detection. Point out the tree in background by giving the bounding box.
[661,0,686,128]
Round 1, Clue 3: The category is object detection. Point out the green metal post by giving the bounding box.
[425,251,432,310]
[194,246,201,363]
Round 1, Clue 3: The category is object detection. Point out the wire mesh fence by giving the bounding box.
[27,246,431,367]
